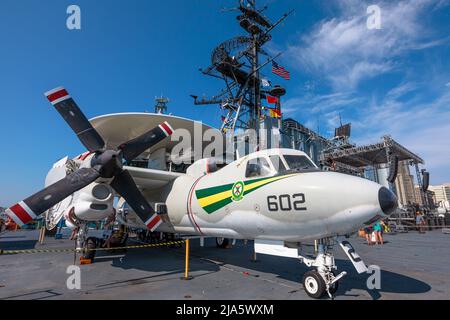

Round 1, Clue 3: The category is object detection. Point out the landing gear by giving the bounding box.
[300,239,347,299]
[254,238,366,299]
[328,271,340,295]
[216,237,230,248]
[75,223,95,260]
[82,237,97,260]
[303,270,326,299]
[302,270,340,299]
[76,223,87,252]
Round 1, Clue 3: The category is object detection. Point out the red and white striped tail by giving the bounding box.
[6,201,37,226]
[145,214,162,232]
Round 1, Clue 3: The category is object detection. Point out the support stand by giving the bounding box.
[38,227,46,244]
[181,239,193,280]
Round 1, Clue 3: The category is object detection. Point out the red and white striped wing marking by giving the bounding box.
[145,214,162,232]
[6,201,37,226]
[158,122,174,137]
[45,87,71,105]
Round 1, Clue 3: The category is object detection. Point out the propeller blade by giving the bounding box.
[5,168,100,226]
[45,87,105,152]
[110,169,162,231]
[119,122,174,162]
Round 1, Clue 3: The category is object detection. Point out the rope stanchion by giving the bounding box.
[38,227,46,244]
[181,238,193,280]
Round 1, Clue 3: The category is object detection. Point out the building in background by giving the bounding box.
[0,207,6,221]
[282,118,330,165]
[429,184,450,208]
[375,165,390,189]
[394,161,418,207]
[426,190,436,208]
[414,186,436,208]
[281,118,430,210]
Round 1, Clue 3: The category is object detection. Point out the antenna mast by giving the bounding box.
[154,96,169,114]
[192,0,293,143]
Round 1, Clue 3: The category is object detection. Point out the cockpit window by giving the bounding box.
[269,155,287,173]
[283,155,316,171]
[245,157,273,178]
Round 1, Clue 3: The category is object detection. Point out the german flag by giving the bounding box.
[269,108,282,119]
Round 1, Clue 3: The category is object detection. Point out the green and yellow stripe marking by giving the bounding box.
[196,174,296,214]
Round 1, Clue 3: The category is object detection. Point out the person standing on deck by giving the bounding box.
[416,212,426,233]
[373,220,384,245]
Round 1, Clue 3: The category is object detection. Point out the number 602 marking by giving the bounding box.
[267,194,307,212]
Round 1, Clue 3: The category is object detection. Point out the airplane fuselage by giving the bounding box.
[162,171,389,242]
[46,149,396,243]
[129,149,396,242]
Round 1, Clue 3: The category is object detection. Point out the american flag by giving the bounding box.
[272,61,290,80]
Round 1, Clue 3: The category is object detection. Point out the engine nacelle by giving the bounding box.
[64,183,115,227]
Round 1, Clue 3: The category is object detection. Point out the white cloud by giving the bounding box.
[287,0,447,90]
[282,82,450,182]
[283,91,362,116]
[281,107,299,115]
[352,90,450,183]
[277,0,450,182]
[329,62,392,90]
[386,82,418,99]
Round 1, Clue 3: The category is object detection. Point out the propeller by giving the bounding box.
[5,87,174,232]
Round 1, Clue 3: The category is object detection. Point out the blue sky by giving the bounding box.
[0,0,449,206]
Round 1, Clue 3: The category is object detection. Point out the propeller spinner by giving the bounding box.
[6,87,174,232]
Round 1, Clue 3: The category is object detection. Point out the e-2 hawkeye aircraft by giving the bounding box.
[5,87,398,299]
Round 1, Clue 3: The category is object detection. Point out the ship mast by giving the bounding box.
[192,0,293,150]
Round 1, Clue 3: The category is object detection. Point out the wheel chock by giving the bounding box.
[80,258,92,265]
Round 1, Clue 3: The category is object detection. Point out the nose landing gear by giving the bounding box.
[254,237,367,299]
[300,240,347,299]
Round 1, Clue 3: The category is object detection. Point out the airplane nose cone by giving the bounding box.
[378,187,398,216]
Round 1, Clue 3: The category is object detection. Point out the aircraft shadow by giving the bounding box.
[108,246,219,273]
[0,235,28,239]
[0,240,38,251]
[200,242,431,299]
[94,246,221,291]
[215,245,430,297]
[106,239,431,299]
[335,260,432,299]
[0,289,62,300]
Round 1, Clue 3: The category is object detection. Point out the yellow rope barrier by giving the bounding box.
[0,240,186,256]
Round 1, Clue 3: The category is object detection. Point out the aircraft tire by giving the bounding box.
[302,270,326,299]
[216,237,229,248]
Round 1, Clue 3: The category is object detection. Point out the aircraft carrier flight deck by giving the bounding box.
[1,229,449,300]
